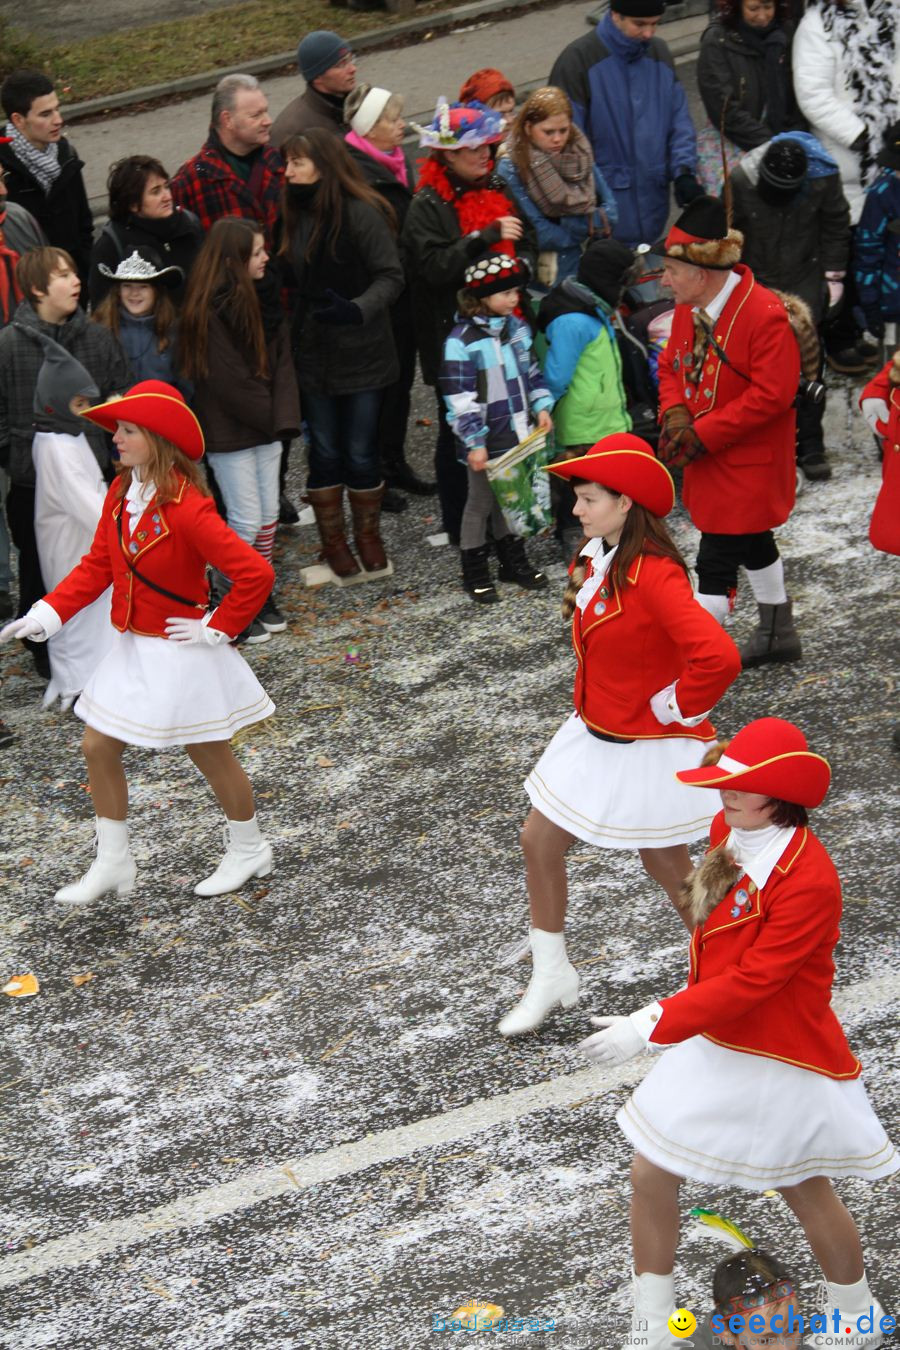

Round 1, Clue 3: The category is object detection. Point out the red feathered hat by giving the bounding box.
[81,380,205,461]
[676,717,831,807]
[546,432,675,518]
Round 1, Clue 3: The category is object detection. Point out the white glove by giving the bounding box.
[580,1014,647,1065]
[164,614,228,646]
[650,683,680,726]
[0,615,49,645]
[861,397,890,435]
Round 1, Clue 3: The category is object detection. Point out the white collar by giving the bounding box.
[125,474,157,516]
[693,269,741,325]
[575,539,618,612]
[727,822,796,890]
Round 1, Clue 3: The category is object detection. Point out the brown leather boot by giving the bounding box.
[304,485,360,578]
[348,484,389,572]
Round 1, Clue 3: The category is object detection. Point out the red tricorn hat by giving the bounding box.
[676,717,831,808]
[546,432,675,518]
[80,380,205,461]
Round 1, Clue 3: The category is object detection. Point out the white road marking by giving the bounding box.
[1,973,894,1290]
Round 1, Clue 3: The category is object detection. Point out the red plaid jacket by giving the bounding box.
[169,132,283,247]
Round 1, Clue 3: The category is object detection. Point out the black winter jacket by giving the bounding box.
[400,173,537,386]
[0,137,94,284]
[88,209,204,308]
[286,196,404,396]
[697,20,804,151]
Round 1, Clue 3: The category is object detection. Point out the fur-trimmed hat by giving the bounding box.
[676,717,831,807]
[546,432,675,517]
[462,253,528,298]
[411,98,505,150]
[81,380,205,461]
[663,196,743,270]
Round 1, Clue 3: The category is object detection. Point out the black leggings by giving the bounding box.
[696,530,779,595]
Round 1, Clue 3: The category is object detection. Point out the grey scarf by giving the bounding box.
[4,121,61,195]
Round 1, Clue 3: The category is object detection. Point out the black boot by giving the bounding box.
[739,599,802,669]
[386,455,437,496]
[381,486,409,514]
[461,545,499,604]
[495,534,548,590]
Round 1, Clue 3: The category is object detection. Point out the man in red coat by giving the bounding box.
[656,196,803,668]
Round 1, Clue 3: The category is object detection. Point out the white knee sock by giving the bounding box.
[745,558,787,605]
[695,592,731,625]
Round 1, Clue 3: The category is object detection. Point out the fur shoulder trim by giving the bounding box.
[771,287,821,381]
[680,845,742,927]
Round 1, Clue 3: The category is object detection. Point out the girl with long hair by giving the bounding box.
[280,127,404,579]
[180,217,300,640]
[0,381,277,903]
[497,86,617,285]
[91,246,186,392]
[498,433,741,1037]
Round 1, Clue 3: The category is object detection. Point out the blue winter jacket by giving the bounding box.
[549,13,698,247]
[854,169,900,326]
[495,156,618,283]
[440,312,553,460]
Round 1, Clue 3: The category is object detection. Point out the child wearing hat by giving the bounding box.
[440,254,553,602]
[581,717,897,1350]
[855,122,900,357]
[0,380,276,904]
[27,332,115,710]
[499,433,741,1036]
[91,247,187,394]
[711,1247,802,1349]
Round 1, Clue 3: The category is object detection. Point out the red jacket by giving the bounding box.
[169,134,283,249]
[572,551,741,740]
[43,476,273,640]
[657,265,799,534]
[650,811,861,1080]
[859,362,900,556]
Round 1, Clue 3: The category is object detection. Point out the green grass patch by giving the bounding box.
[2,0,467,106]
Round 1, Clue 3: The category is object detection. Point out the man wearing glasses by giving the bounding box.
[270,31,358,145]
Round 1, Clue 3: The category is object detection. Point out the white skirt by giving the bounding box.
[618,1037,898,1189]
[74,630,274,748]
[524,711,721,849]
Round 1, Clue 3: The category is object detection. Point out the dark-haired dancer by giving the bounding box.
[499,433,741,1036]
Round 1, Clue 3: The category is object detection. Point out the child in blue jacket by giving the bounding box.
[440,255,553,604]
[855,121,900,349]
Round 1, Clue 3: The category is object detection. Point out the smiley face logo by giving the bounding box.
[668,1307,697,1339]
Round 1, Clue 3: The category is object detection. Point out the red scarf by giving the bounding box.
[416,157,514,256]
[0,222,23,327]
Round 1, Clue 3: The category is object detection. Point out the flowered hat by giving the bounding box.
[98,246,183,288]
[547,432,675,518]
[676,717,831,807]
[411,98,505,150]
[81,380,205,461]
[463,254,528,298]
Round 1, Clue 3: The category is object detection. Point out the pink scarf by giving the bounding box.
[344,129,409,188]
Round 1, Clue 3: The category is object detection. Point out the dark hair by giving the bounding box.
[713,1248,795,1313]
[179,218,268,381]
[568,478,690,592]
[107,156,169,222]
[1,70,54,121]
[92,282,178,353]
[766,798,809,828]
[716,0,791,29]
[279,127,396,262]
[16,246,77,301]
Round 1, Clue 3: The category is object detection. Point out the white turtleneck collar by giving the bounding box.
[124,472,157,520]
[727,822,796,890]
[575,537,618,612]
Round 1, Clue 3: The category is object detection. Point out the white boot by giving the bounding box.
[194,815,273,897]
[621,1269,687,1350]
[806,1276,885,1348]
[497,928,580,1036]
[55,817,137,904]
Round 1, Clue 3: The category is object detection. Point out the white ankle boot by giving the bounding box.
[55,817,137,904]
[806,1276,885,1348]
[194,815,273,897]
[497,928,580,1036]
[621,1269,686,1350]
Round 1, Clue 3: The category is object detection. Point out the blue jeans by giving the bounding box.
[304,389,383,491]
[206,442,281,544]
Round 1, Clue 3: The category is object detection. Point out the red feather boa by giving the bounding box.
[416,157,513,255]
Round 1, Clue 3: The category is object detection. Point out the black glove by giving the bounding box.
[673,173,704,207]
[658,425,706,469]
[864,312,886,341]
[479,222,503,246]
[314,288,363,326]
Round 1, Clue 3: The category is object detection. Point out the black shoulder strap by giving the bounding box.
[115,509,203,609]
